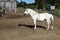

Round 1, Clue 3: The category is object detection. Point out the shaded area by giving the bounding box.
[18,24,46,30]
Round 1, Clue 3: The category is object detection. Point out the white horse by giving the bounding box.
[24,8,54,30]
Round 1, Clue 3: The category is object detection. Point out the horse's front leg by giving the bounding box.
[34,20,36,30]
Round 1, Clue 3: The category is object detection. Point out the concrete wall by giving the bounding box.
[0,0,16,13]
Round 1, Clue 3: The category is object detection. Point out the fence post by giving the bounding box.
[15,1,16,13]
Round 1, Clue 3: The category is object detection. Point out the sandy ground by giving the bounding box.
[0,13,60,40]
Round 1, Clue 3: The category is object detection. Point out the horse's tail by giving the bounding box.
[50,14,54,25]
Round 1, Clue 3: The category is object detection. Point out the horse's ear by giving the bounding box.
[24,8,28,11]
[25,8,26,9]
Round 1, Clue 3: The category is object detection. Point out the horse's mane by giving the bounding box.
[27,8,37,13]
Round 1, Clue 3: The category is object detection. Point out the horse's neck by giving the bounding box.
[29,10,38,18]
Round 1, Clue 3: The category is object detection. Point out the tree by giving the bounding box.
[20,1,27,7]
[17,0,27,7]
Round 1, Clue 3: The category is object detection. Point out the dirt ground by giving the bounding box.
[0,13,60,40]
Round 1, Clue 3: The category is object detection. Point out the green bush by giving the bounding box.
[48,9,60,17]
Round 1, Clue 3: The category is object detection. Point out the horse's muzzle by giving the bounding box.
[24,14,26,15]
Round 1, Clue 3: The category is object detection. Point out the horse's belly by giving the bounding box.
[37,17,45,21]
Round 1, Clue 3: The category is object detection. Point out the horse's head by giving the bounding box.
[24,9,31,15]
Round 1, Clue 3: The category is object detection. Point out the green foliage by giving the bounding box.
[16,0,60,9]
[17,1,27,8]
[48,9,60,17]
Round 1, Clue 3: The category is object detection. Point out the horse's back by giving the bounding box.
[39,13,52,20]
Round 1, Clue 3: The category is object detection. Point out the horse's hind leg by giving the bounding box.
[34,20,36,30]
[50,23,53,30]
[50,14,54,30]
[47,20,50,30]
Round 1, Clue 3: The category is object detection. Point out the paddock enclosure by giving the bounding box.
[0,9,60,40]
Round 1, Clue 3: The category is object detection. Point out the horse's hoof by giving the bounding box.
[51,27,53,30]
[50,28,53,30]
[33,28,36,30]
[47,28,49,30]
[34,28,36,30]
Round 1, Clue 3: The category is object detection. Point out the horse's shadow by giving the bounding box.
[18,24,46,30]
